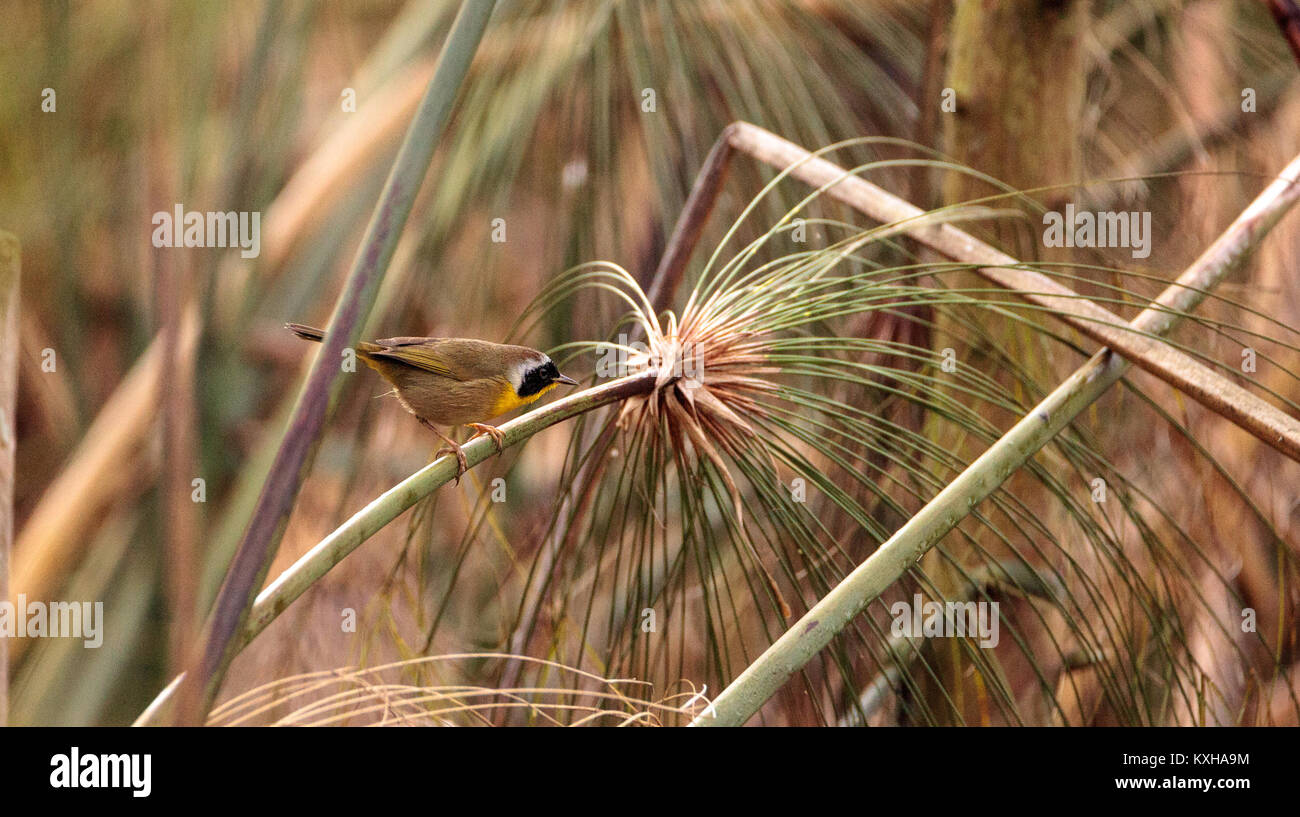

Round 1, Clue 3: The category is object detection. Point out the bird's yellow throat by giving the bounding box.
[491,380,558,417]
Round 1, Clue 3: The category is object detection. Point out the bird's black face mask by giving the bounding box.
[518,360,562,398]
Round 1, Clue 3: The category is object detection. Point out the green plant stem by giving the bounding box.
[172,0,498,726]
[692,148,1300,727]
[134,372,656,726]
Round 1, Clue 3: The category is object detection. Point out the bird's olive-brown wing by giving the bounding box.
[367,337,515,381]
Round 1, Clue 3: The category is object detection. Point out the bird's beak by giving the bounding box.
[556,373,579,386]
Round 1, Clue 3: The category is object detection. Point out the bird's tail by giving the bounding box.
[285,322,325,342]
[285,321,384,360]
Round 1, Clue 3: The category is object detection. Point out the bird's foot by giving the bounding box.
[434,444,470,483]
[421,418,469,485]
[466,422,506,456]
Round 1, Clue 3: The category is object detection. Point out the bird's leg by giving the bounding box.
[419,418,468,483]
[465,422,506,456]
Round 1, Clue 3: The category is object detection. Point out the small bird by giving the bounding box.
[286,323,577,479]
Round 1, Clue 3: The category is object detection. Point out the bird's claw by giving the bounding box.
[421,417,469,485]
[466,423,506,456]
[434,444,470,485]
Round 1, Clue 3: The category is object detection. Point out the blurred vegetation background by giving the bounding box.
[2,0,1300,726]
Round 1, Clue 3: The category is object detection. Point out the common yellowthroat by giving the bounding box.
[286,323,577,478]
